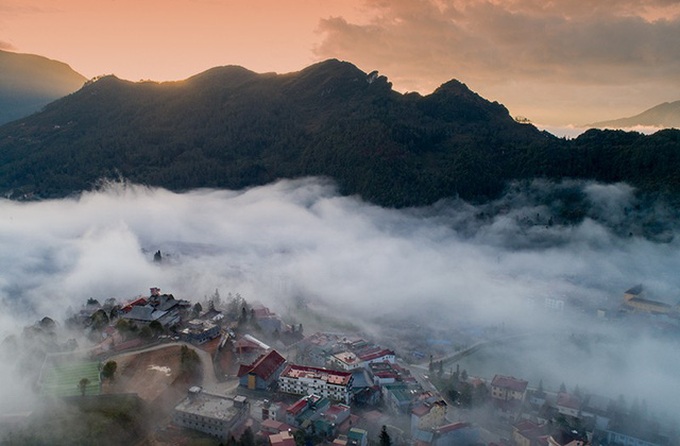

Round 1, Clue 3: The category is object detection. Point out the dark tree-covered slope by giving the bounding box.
[0,50,87,125]
[0,59,679,207]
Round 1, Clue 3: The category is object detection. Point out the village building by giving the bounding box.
[556,392,581,418]
[347,428,369,446]
[382,383,415,414]
[173,387,249,441]
[269,430,296,446]
[179,319,220,344]
[355,347,395,368]
[623,285,674,315]
[279,364,353,404]
[250,304,285,335]
[234,334,271,356]
[284,394,331,430]
[331,351,362,371]
[431,422,480,446]
[411,399,448,437]
[237,350,287,390]
[490,374,528,402]
[513,420,549,446]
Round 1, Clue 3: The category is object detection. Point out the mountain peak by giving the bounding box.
[0,49,86,125]
[588,100,680,129]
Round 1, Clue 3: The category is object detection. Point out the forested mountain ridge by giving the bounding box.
[0,50,86,125]
[0,59,679,207]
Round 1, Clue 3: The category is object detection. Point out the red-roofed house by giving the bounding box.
[513,420,549,446]
[261,418,295,435]
[556,392,581,418]
[121,296,147,313]
[237,350,287,390]
[491,375,528,402]
[357,348,395,367]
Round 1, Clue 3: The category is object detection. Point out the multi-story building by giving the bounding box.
[173,387,249,441]
[490,374,528,402]
[279,364,353,404]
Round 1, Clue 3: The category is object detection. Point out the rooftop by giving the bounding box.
[269,430,296,446]
[557,392,581,410]
[357,348,394,362]
[175,391,243,421]
[491,374,528,393]
[436,422,473,434]
[281,364,352,386]
[237,350,286,380]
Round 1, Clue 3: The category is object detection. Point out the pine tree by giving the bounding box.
[379,425,392,446]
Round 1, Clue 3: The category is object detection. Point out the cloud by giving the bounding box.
[1,178,680,423]
[314,0,680,124]
[0,41,15,51]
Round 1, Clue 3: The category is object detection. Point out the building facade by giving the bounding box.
[279,364,353,404]
[490,375,528,402]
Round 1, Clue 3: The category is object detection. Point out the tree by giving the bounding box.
[90,309,110,330]
[238,427,255,446]
[153,250,162,263]
[460,369,468,382]
[78,378,90,396]
[180,345,202,380]
[379,425,392,446]
[149,320,164,336]
[192,302,203,318]
[139,325,153,339]
[102,360,117,381]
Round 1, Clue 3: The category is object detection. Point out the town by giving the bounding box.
[0,283,677,446]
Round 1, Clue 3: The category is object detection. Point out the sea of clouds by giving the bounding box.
[1,177,679,421]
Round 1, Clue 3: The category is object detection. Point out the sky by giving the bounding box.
[2,0,680,125]
[1,178,680,422]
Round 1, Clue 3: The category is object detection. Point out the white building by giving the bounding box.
[331,351,362,371]
[279,364,354,404]
[357,348,395,368]
[173,387,249,441]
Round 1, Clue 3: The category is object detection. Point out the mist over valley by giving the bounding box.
[2,178,680,433]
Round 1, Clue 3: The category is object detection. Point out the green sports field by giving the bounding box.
[40,359,101,397]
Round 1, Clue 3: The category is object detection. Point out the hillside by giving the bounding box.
[588,101,680,129]
[0,59,679,207]
[0,50,87,125]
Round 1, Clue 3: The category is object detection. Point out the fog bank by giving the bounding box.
[1,177,680,419]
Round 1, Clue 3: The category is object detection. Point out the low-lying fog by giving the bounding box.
[1,177,679,422]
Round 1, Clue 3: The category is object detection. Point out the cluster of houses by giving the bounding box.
[224,330,485,446]
[486,374,671,446]
[70,288,674,446]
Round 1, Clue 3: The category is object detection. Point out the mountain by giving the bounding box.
[0,50,87,125]
[588,101,680,129]
[0,59,679,208]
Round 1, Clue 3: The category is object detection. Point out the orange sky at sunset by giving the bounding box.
[2,0,680,125]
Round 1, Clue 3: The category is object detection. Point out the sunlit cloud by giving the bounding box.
[315,0,680,124]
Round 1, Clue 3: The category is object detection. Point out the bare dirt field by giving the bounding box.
[103,345,185,403]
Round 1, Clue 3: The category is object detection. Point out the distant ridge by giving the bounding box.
[587,101,680,129]
[1,59,680,208]
[0,50,87,125]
